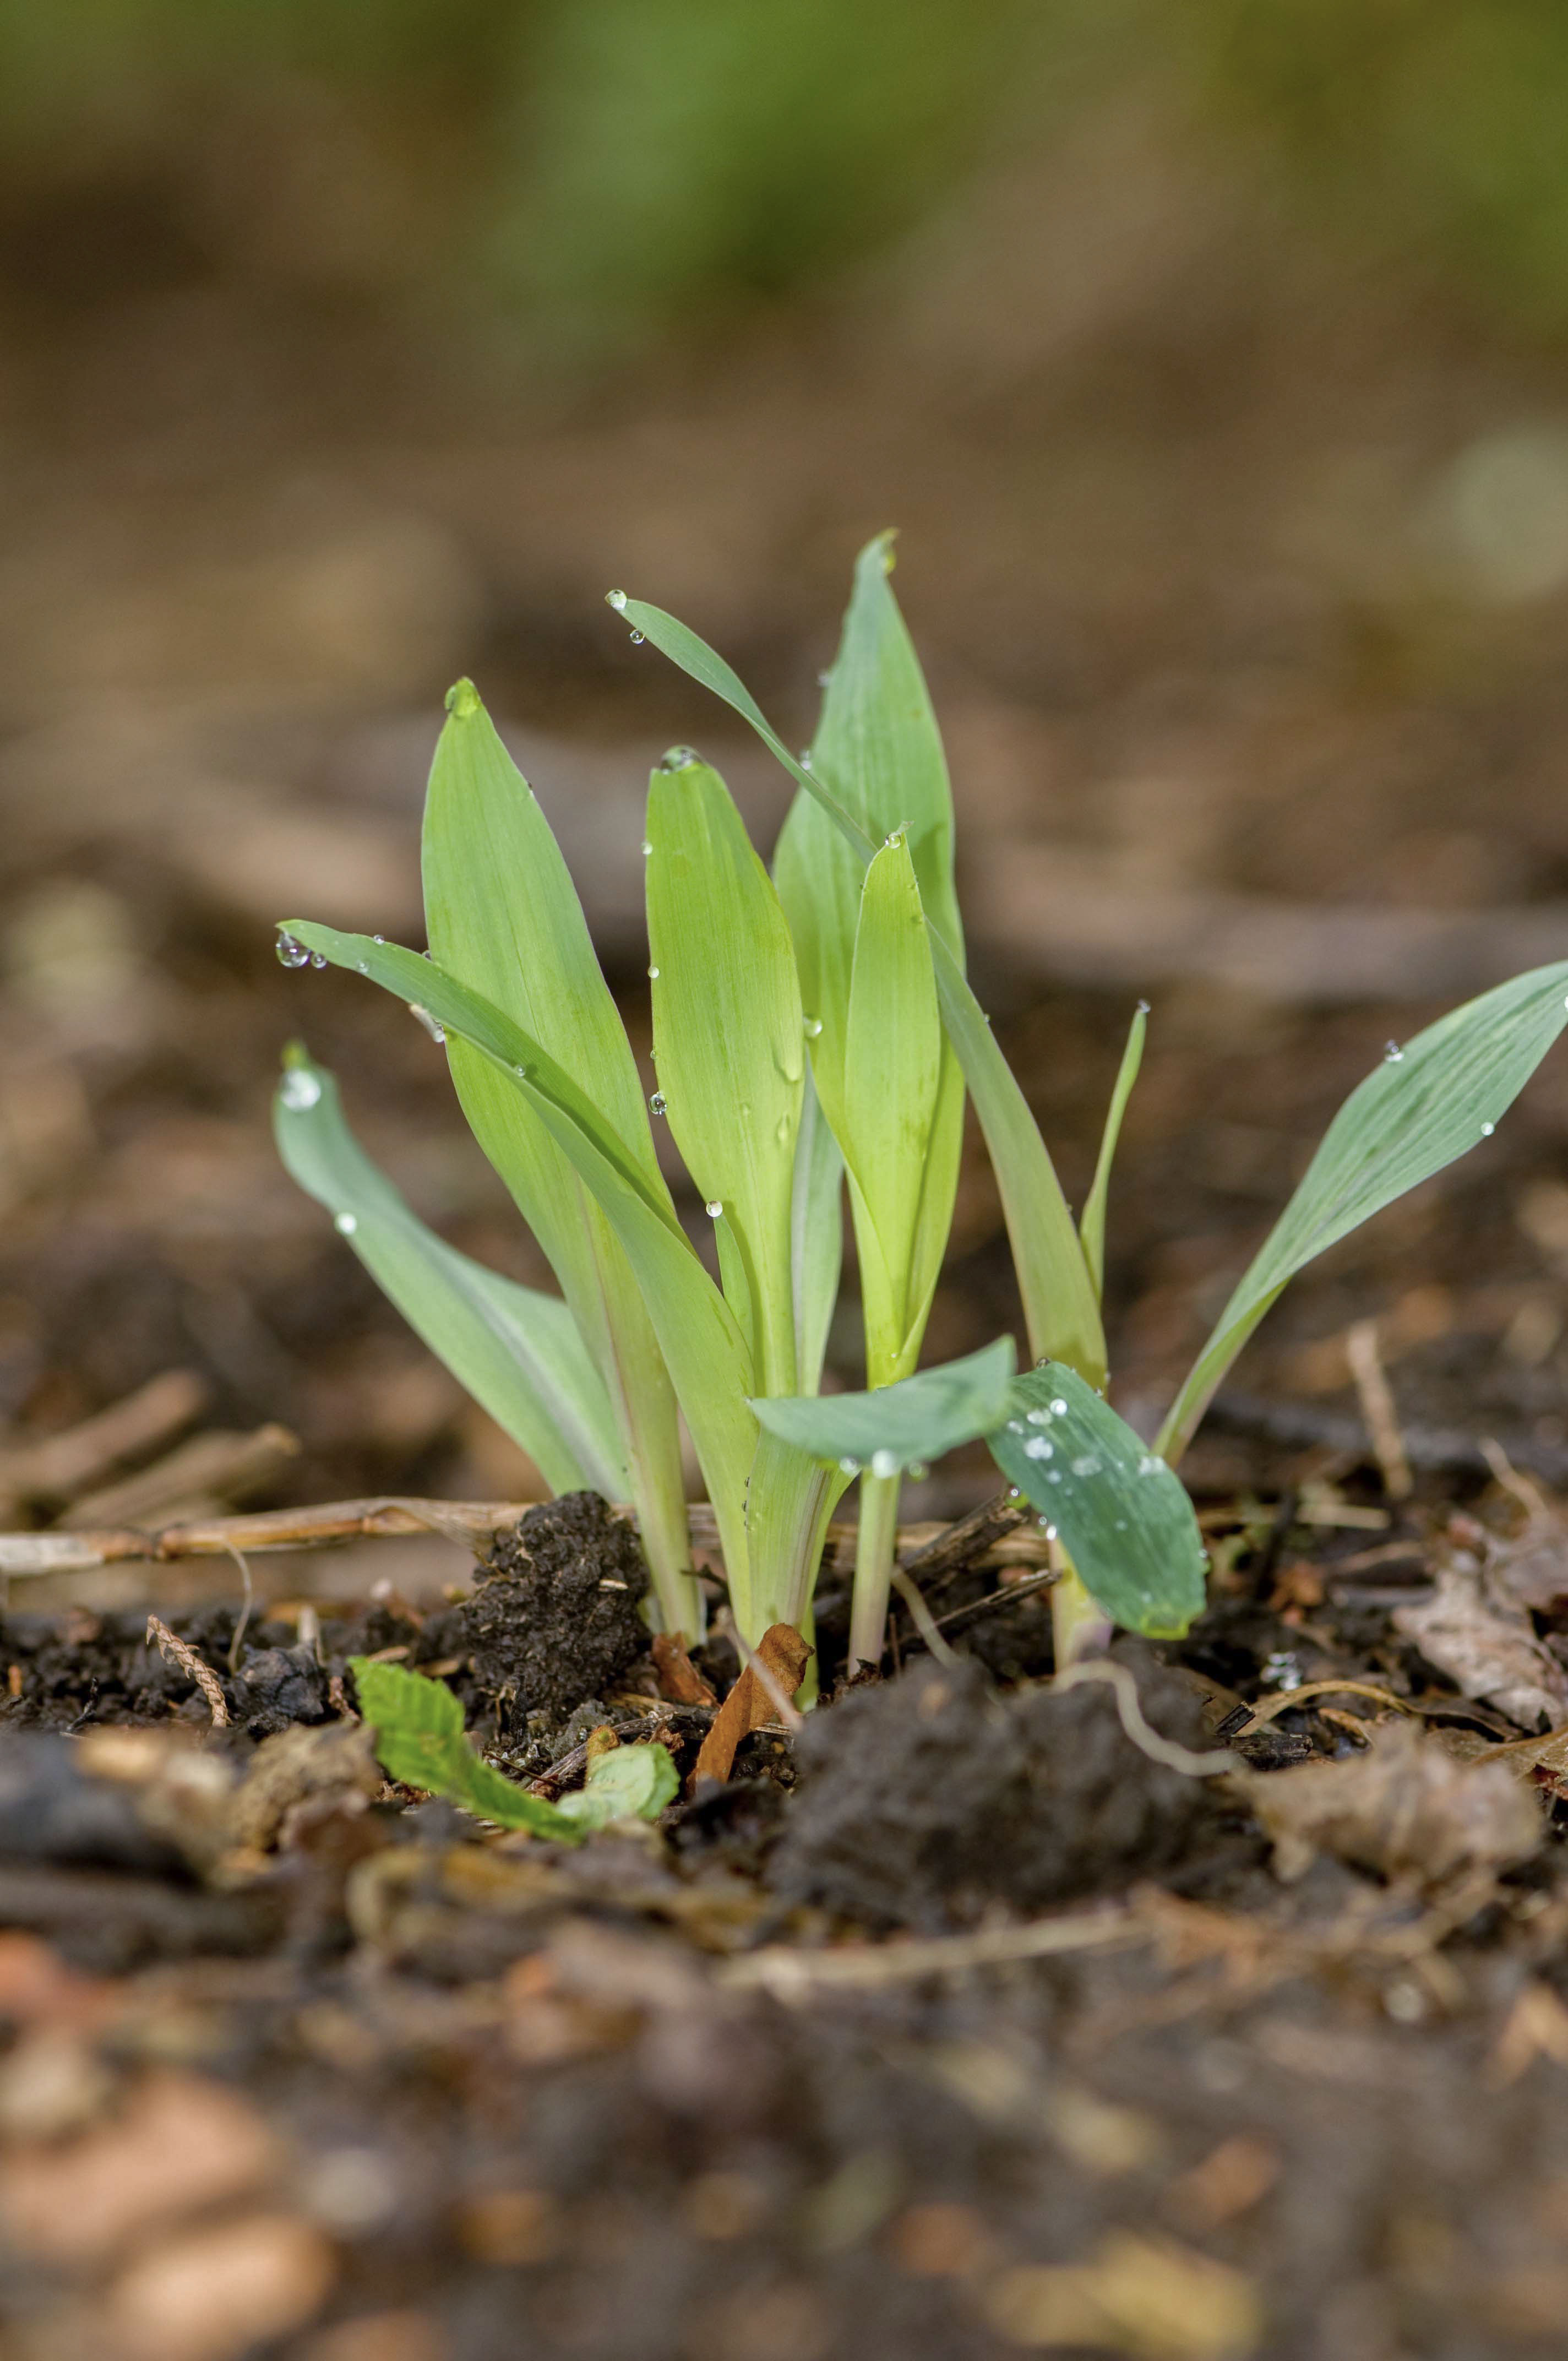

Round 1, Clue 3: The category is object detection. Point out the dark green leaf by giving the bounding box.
[989,1366,1207,1638]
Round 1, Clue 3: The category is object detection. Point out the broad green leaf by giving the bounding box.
[645,752,802,1394]
[1079,1002,1147,1305]
[790,1063,843,1395]
[1158,960,1568,1464]
[552,1739,681,1827]
[274,1044,624,1499]
[281,923,759,1588]
[618,582,1107,1385]
[774,532,962,1135]
[752,1336,1017,1471]
[351,1656,580,1837]
[420,682,691,1624]
[841,834,942,1377]
[989,1366,1207,1639]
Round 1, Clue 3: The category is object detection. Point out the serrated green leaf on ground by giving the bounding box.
[351,1656,679,1834]
[273,1045,625,1498]
[1158,960,1568,1464]
[990,1366,1208,1639]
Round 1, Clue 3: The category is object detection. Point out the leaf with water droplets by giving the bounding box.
[274,1045,625,1498]
[1158,959,1568,1464]
[618,556,1105,1386]
[645,754,803,1395]
[750,1336,1016,1469]
[990,1364,1208,1638]
[418,678,692,1628]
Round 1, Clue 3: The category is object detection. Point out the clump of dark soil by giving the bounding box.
[769,1649,1239,1930]
[459,1491,649,1727]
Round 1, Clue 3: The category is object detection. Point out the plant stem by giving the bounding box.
[1050,1552,1112,1668]
[848,1469,902,1669]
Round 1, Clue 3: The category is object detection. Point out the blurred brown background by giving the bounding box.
[7,0,1568,1556]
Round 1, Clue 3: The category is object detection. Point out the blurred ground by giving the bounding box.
[3,7,1568,1566]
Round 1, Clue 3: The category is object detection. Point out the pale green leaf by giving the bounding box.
[751,1336,1017,1471]
[419,681,692,1626]
[645,752,802,1394]
[274,1044,624,1499]
[841,834,942,1376]
[990,1367,1207,1639]
[351,1656,580,1837]
[618,583,1107,1385]
[280,922,759,1593]
[552,1740,681,1826]
[1158,961,1568,1464]
[791,1063,843,1395]
[1079,1002,1147,1305]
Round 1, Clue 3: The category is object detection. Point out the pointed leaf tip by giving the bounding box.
[444,678,481,719]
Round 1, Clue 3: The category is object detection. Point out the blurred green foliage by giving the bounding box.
[3,0,1568,344]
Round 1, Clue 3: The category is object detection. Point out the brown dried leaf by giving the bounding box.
[690,1624,812,1789]
[651,1630,718,1707]
[1392,1559,1568,1731]
[1239,1721,1543,1889]
[0,2070,279,2267]
[1431,1720,1568,1799]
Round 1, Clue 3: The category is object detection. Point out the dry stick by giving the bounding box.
[0,1490,1058,1584]
[1050,1659,1238,1777]
[719,1902,1142,1997]
[145,1614,228,1727]
[931,1566,1058,1635]
[1236,1678,1419,1732]
[0,1369,208,1510]
[1479,1437,1553,1526]
[1346,1319,1413,1501]
[222,1542,255,1674]
[899,1488,1030,1586]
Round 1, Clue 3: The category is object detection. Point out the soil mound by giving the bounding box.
[769,1651,1227,1929]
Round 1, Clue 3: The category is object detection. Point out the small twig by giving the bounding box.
[888,1567,961,1667]
[719,1902,1141,1996]
[932,1566,1058,1635]
[145,1615,228,1726]
[899,1488,1029,1586]
[1346,1320,1413,1500]
[1235,1678,1419,1732]
[1050,1660,1238,1777]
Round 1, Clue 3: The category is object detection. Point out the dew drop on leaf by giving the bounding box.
[275,931,309,969]
[647,966,660,981]
[1050,1397,1068,1416]
[803,1016,823,1038]
[705,1200,723,1218]
[1482,1121,1496,1136]
[278,1067,320,1110]
[870,1449,899,1479]
[641,839,653,856]
[650,1091,666,1115]
[607,589,627,611]
[334,1212,357,1236]
[1383,1041,1404,1063]
[839,1457,862,1476]
[311,952,327,969]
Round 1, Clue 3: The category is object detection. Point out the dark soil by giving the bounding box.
[7,1479,1568,2360]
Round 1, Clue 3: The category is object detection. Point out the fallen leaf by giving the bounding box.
[0,2070,279,2267]
[1431,1720,1568,1799]
[1239,1720,1542,1888]
[981,2229,1262,2357]
[691,1624,812,1789]
[106,2211,335,2361]
[651,1630,718,1707]
[1393,1559,1568,1731]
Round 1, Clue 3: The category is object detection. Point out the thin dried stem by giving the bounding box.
[145,1614,228,1726]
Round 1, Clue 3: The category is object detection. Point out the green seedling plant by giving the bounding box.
[350,1656,678,1836]
[275,535,1568,1674]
